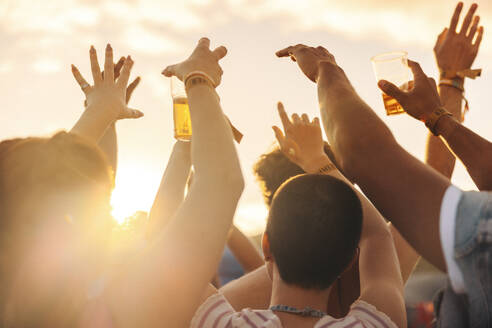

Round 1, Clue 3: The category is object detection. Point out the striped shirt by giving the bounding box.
[191,293,397,328]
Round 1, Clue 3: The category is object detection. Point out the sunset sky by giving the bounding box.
[1,0,491,234]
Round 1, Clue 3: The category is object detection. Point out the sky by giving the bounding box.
[1,0,491,235]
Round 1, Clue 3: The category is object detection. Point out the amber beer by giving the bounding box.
[173,97,192,141]
[371,51,410,116]
[382,94,404,115]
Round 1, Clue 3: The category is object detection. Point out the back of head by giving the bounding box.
[266,174,362,290]
[254,143,343,206]
[0,132,114,326]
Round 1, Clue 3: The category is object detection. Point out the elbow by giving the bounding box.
[207,167,245,200]
[339,137,400,182]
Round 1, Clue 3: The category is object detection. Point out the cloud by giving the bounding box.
[123,26,182,54]
[224,0,492,52]
[33,58,62,73]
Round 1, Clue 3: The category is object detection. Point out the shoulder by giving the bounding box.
[191,293,282,328]
[347,300,398,328]
[315,300,398,328]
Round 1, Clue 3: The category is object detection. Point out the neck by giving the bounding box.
[269,275,331,313]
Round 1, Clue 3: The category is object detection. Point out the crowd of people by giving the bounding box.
[0,1,491,327]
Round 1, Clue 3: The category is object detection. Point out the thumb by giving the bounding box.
[121,107,144,119]
[162,64,177,77]
[378,80,406,102]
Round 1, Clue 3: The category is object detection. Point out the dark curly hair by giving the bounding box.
[253,142,344,206]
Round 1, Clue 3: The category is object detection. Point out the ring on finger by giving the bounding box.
[80,83,90,90]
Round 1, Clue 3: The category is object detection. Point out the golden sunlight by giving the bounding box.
[110,164,160,224]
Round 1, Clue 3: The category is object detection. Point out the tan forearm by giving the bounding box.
[147,142,192,240]
[71,106,113,143]
[436,115,492,191]
[425,85,463,178]
[187,85,243,189]
[98,122,118,174]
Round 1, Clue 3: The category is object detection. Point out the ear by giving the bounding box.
[262,232,272,261]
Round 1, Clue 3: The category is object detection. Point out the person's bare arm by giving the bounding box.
[108,38,244,328]
[434,115,492,190]
[97,123,118,173]
[146,141,191,240]
[388,223,419,283]
[276,45,450,272]
[426,3,483,179]
[220,265,272,310]
[227,225,264,273]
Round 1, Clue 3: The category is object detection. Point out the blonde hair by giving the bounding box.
[0,131,114,326]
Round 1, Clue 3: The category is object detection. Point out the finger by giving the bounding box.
[276,46,294,58]
[90,46,103,85]
[473,26,484,50]
[104,44,114,82]
[126,76,141,103]
[407,59,428,83]
[277,102,292,130]
[312,117,320,126]
[467,16,480,39]
[316,46,330,55]
[71,65,90,93]
[449,2,463,33]
[116,56,134,88]
[114,56,125,79]
[301,113,310,123]
[121,107,144,119]
[292,113,301,124]
[212,46,227,60]
[459,3,478,36]
[435,28,448,49]
[198,37,210,49]
[272,126,285,145]
[378,80,407,102]
[162,64,177,77]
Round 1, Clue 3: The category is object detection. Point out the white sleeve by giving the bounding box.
[439,185,465,294]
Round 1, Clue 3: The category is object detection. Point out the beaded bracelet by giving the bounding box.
[318,163,337,175]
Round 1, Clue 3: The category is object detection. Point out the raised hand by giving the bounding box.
[378,60,442,122]
[71,44,143,122]
[434,2,483,74]
[273,102,329,172]
[276,44,337,82]
[162,37,227,86]
[79,56,141,108]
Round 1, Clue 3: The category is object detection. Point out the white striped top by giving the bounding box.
[190,293,397,328]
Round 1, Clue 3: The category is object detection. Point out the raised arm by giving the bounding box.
[380,65,491,193]
[70,45,143,143]
[426,3,483,180]
[97,58,141,173]
[276,44,450,271]
[226,225,264,273]
[108,38,244,328]
[146,141,191,240]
